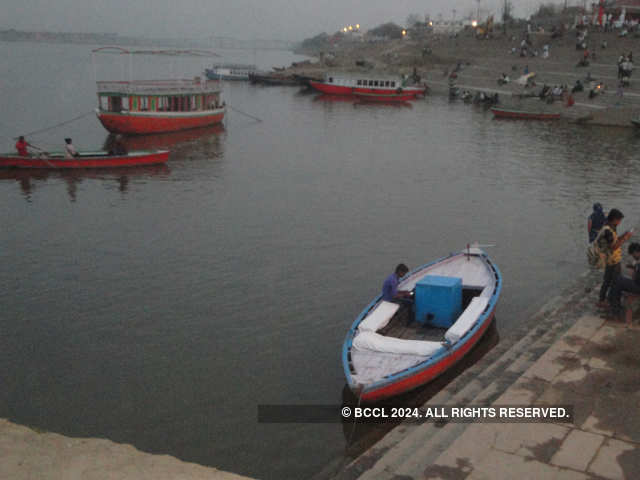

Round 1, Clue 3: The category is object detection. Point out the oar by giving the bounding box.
[24,141,56,168]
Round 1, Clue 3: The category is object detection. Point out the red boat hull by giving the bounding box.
[359,309,496,403]
[97,109,225,134]
[310,81,425,97]
[491,108,560,120]
[0,151,169,169]
[355,92,418,103]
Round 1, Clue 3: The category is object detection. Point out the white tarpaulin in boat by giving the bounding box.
[358,301,400,332]
[353,331,444,357]
[444,297,489,345]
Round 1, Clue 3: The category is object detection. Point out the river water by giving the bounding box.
[1,41,640,479]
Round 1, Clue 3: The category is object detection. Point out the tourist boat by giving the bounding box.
[95,78,225,135]
[354,91,419,103]
[205,63,256,81]
[309,73,427,97]
[490,107,561,120]
[342,246,501,403]
[0,150,169,169]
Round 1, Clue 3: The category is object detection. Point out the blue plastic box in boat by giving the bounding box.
[414,275,462,327]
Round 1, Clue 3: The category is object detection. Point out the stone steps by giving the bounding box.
[327,269,601,480]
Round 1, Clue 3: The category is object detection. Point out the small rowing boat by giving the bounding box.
[0,150,169,169]
[342,246,501,403]
[491,107,561,120]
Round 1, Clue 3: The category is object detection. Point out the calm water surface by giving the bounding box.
[1,42,640,479]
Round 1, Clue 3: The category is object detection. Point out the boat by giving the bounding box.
[248,72,299,86]
[95,79,225,135]
[309,73,427,97]
[205,63,256,81]
[342,246,501,403]
[0,150,169,169]
[491,107,561,120]
[631,117,640,127]
[354,91,419,103]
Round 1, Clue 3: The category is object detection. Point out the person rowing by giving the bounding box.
[64,138,79,159]
[15,136,34,157]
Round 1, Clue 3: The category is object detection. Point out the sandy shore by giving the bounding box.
[0,419,254,480]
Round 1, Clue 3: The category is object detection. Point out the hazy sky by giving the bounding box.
[3,0,548,41]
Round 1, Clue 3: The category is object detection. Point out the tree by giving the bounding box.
[406,13,422,27]
[502,0,514,24]
[368,22,405,39]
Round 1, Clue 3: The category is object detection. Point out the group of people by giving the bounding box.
[15,136,126,158]
[15,136,79,159]
[588,203,640,327]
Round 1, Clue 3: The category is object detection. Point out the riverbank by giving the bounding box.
[326,264,640,479]
[290,28,640,126]
[0,419,254,480]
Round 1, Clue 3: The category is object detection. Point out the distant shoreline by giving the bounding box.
[0,29,294,51]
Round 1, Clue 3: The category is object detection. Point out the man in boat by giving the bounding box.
[597,209,633,308]
[382,264,412,302]
[15,136,32,156]
[105,134,128,156]
[64,138,79,159]
[608,243,640,324]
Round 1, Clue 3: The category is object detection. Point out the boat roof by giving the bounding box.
[326,71,404,80]
[97,79,221,95]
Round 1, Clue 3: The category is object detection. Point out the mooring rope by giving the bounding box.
[13,110,96,139]
[227,104,263,123]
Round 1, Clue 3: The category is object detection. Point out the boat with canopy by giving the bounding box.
[92,47,225,135]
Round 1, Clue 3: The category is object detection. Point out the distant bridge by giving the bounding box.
[208,36,295,51]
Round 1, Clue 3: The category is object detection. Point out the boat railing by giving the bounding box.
[97,79,222,95]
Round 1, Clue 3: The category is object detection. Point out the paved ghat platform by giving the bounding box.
[421,314,640,480]
[329,268,640,480]
[0,419,254,480]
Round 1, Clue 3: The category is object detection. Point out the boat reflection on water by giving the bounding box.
[104,124,226,151]
[340,319,499,458]
[0,164,170,202]
[354,99,413,109]
[312,94,413,109]
[312,94,357,104]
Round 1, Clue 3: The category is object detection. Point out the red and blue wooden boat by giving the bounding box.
[0,150,169,169]
[342,246,501,403]
[491,107,561,120]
